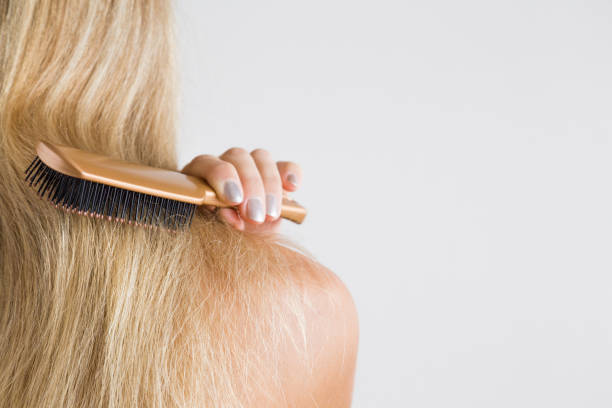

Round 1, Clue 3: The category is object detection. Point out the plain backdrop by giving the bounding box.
[174,1,612,406]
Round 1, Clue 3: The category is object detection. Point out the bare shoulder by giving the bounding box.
[193,231,359,407]
[263,246,360,407]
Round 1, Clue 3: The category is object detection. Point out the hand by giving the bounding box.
[181,147,302,234]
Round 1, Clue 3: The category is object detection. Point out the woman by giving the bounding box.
[0,1,358,407]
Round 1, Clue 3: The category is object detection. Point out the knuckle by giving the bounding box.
[279,160,301,175]
[224,146,248,157]
[251,148,271,159]
[211,161,234,176]
[241,175,264,190]
[191,154,215,164]
[286,161,301,172]
[262,173,282,189]
[264,179,282,193]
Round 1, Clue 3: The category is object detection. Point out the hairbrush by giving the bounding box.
[24,141,307,230]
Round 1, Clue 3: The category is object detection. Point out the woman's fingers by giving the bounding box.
[277,161,302,192]
[219,147,267,224]
[182,148,298,231]
[181,154,244,204]
[251,148,283,221]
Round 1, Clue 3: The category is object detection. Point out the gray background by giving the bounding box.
[175,1,612,406]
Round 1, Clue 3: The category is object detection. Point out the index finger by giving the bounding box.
[181,154,244,205]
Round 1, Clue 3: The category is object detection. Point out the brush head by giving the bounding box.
[24,142,210,230]
[35,141,217,204]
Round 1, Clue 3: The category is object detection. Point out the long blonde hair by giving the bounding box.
[0,1,315,406]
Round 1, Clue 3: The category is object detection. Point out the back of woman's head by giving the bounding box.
[0,1,314,406]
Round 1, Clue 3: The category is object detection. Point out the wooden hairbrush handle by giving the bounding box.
[279,196,307,224]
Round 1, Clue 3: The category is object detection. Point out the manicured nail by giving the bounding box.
[224,180,243,203]
[266,194,279,218]
[246,197,265,222]
[287,173,298,187]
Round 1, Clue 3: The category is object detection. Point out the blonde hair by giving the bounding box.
[0,1,320,406]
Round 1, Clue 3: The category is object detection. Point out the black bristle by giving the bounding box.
[93,183,104,214]
[159,198,167,226]
[112,188,122,219]
[144,195,152,227]
[54,177,66,205]
[113,187,122,219]
[128,191,138,223]
[186,204,194,227]
[166,199,174,229]
[172,201,180,229]
[75,180,85,210]
[189,204,195,225]
[65,177,78,210]
[181,203,188,227]
[51,175,67,204]
[179,202,187,228]
[94,184,105,215]
[24,157,38,176]
[150,197,158,226]
[64,179,76,206]
[129,193,136,223]
[49,173,62,199]
[172,201,180,228]
[107,187,118,219]
[186,204,193,227]
[41,171,58,199]
[121,190,130,222]
[106,187,115,219]
[24,155,194,231]
[57,177,68,205]
[88,182,97,212]
[89,183,100,214]
[169,199,177,228]
[175,200,183,228]
[26,158,41,181]
[98,185,110,216]
[158,198,165,227]
[56,177,67,205]
[143,194,150,226]
[122,191,131,222]
[184,204,192,228]
[133,192,141,224]
[176,202,183,229]
[150,196,158,227]
[46,172,59,196]
[135,193,142,224]
[79,181,90,211]
[139,194,146,225]
[32,161,46,185]
[117,188,127,220]
[36,167,50,194]
[165,199,173,227]
[139,194,146,226]
[49,176,61,203]
[71,179,82,210]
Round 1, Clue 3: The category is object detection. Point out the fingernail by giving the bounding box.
[224,180,243,203]
[266,194,279,218]
[287,173,298,187]
[246,197,265,222]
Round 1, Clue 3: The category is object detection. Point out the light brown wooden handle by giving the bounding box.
[280,196,307,224]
